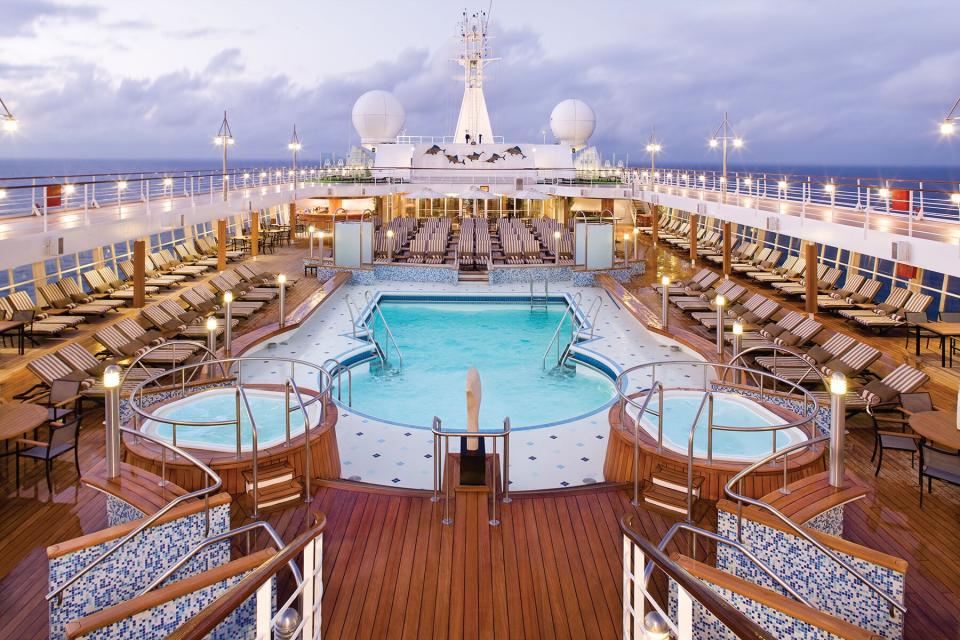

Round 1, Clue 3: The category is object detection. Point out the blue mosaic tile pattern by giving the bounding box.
[488,266,576,284]
[716,509,904,639]
[710,382,831,437]
[668,577,848,639]
[570,263,645,287]
[74,572,270,640]
[804,503,844,537]
[315,267,378,285]
[105,495,145,527]
[49,502,231,639]
[373,264,459,283]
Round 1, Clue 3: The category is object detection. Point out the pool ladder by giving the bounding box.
[542,292,582,369]
[365,291,404,369]
[530,279,548,310]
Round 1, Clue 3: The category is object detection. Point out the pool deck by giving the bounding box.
[241,279,710,490]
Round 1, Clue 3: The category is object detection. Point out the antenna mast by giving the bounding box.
[453,9,498,143]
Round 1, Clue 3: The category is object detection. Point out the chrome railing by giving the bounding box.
[46,426,222,604]
[364,291,403,367]
[432,416,511,526]
[541,291,582,369]
[579,294,603,339]
[138,520,301,596]
[725,436,907,618]
[616,360,820,510]
[321,358,353,406]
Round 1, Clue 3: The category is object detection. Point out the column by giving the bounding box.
[288,203,296,243]
[132,239,146,308]
[688,214,699,263]
[722,221,732,277]
[216,218,228,271]
[805,242,819,314]
[250,211,260,258]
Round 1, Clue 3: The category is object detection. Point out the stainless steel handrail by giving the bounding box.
[685,391,713,520]
[432,417,511,526]
[541,291,582,369]
[724,436,906,617]
[138,521,302,595]
[646,521,813,608]
[364,291,403,366]
[286,378,315,502]
[579,294,603,339]
[321,357,353,406]
[46,427,222,604]
[236,385,261,517]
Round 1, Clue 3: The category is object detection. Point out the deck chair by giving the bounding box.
[195,236,244,260]
[175,243,219,267]
[56,278,125,310]
[771,317,823,347]
[159,250,209,276]
[15,412,81,492]
[754,333,856,374]
[237,263,299,287]
[675,283,746,312]
[6,291,83,328]
[192,283,264,313]
[98,267,160,296]
[210,275,276,302]
[819,342,882,378]
[670,278,737,306]
[754,256,806,284]
[870,392,933,477]
[36,284,116,318]
[117,261,181,288]
[780,267,841,296]
[854,293,933,330]
[838,287,912,321]
[919,439,960,506]
[731,247,772,274]
[745,253,792,281]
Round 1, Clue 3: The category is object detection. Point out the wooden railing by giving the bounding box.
[620,514,774,640]
[168,510,327,640]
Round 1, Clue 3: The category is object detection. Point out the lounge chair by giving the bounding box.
[818,342,882,378]
[98,267,160,296]
[95,324,199,366]
[777,267,841,296]
[853,293,933,331]
[674,283,747,312]
[210,275,277,302]
[237,263,299,287]
[56,278,125,310]
[838,287,913,321]
[654,268,714,294]
[117,260,182,288]
[770,317,823,348]
[36,284,116,318]
[820,279,882,312]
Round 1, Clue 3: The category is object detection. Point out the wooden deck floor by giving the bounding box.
[0,239,958,638]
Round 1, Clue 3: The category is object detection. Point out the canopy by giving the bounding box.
[465,187,501,200]
[510,188,550,200]
[403,187,446,200]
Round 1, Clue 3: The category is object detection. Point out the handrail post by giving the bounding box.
[828,372,847,488]
[502,418,512,504]
[432,417,442,502]
[490,436,500,525]
[442,435,453,525]
[103,366,122,479]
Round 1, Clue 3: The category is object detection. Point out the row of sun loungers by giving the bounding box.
[497,219,543,264]
[407,219,451,264]
[531,219,574,263]
[457,218,492,267]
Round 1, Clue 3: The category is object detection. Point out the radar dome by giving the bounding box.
[549,99,596,150]
[352,90,405,146]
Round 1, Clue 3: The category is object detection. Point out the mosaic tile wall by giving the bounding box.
[105,495,145,527]
[803,503,844,537]
[716,509,904,639]
[74,573,270,640]
[488,266,576,284]
[373,264,459,283]
[667,577,847,640]
[49,501,231,639]
[571,263,645,287]
[710,382,830,437]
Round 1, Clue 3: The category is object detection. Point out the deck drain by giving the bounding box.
[670,345,681,352]
[582,477,597,484]
[347,475,362,482]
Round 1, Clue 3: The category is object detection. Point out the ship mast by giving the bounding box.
[453,9,498,144]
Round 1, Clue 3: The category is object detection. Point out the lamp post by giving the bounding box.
[317,230,325,264]
[828,372,847,488]
[645,131,662,189]
[214,110,235,202]
[633,226,640,261]
[708,112,744,203]
[660,275,670,329]
[732,320,743,383]
[643,611,670,640]
[206,315,218,377]
[939,96,960,136]
[288,125,302,200]
[308,225,315,258]
[386,229,394,262]
[277,273,287,327]
[103,365,122,479]
[715,294,726,356]
[0,96,18,133]
[223,290,233,356]
[623,232,630,263]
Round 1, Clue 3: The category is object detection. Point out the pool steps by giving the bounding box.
[243,462,303,511]
[642,464,704,517]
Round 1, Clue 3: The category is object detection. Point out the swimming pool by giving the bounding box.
[346,298,616,429]
[635,390,806,461]
[141,388,322,451]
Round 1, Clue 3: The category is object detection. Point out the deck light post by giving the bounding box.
[317,230,325,264]
[623,232,631,263]
[1,96,18,133]
[223,290,233,356]
[643,611,670,640]
[386,229,394,262]
[715,294,726,356]
[214,110,235,202]
[308,225,315,258]
[277,273,287,327]
[288,125,302,200]
[206,315,218,376]
[660,275,670,329]
[103,365,122,479]
[829,372,847,488]
[633,226,640,261]
[939,96,960,136]
[708,112,743,204]
[645,131,662,189]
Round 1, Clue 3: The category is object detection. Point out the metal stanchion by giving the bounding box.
[103,365,122,479]
[386,229,394,262]
[277,273,287,327]
[308,225,315,258]
[206,316,217,377]
[223,290,233,356]
[732,320,743,384]
[715,294,726,356]
[829,372,847,488]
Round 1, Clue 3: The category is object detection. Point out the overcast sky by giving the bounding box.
[1,0,959,168]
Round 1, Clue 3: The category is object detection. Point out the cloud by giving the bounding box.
[0,1,99,36]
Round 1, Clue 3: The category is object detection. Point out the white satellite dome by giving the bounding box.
[351,90,406,145]
[549,99,596,150]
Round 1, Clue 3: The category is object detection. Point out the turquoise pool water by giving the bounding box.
[638,391,804,461]
[144,389,315,451]
[348,301,615,429]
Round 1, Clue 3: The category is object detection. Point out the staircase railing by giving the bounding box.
[365,290,403,367]
[46,427,222,605]
[725,436,907,618]
[432,416,511,526]
[168,511,327,640]
[138,520,302,595]
[621,514,775,640]
[541,291,582,369]
[321,357,353,406]
[578,294,603,339]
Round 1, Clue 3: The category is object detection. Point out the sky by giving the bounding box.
[1,0,959,168]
